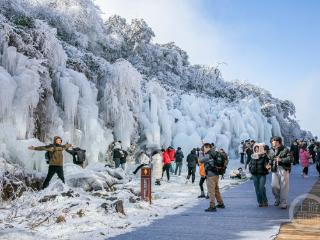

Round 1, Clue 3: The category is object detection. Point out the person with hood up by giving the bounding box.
[249,143,270,207]
[28,136,72,189]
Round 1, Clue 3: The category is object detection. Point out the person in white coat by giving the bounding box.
[152,150,163,185]
[133,151,150,174]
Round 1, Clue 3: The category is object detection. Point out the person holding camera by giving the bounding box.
[269,136,292,209]
[199,143,225,212]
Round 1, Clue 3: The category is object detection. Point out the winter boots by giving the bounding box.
[198,191,205,198]
[205,207,217,212]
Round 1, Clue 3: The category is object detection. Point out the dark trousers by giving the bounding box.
[311,153,316,164]
[199,176,207,192]
[316,163,320,175]
[187,166,196,183]
[114,158,120,168]
[240,153,244,164]
[175,162,183,175]
[245,154,251,170]
[162,164,171,181]
[43,165,65,189]
[303,167,309,175]
[133,164,147,174]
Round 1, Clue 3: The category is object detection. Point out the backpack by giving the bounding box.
[45,151,50,164]
[44,144,54,164]
[208,151,228,175]
[74,148,86,164]
[72,147,86,164]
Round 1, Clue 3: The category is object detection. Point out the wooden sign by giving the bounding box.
[141,166,152,204]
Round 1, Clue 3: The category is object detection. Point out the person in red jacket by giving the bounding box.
[167,146,176,173]
[162,149,171,181]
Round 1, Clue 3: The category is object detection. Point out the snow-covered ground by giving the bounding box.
[0,160,247,240]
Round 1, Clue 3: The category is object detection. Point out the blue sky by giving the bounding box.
[96,0,320,137]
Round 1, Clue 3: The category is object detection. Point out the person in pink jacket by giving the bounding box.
[300,144,311,178]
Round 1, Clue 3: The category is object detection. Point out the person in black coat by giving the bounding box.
[186,149,198,183]
[290,140,299,165]
[174,147,184,176]
[249,143,270,207]
[120,150,128,170]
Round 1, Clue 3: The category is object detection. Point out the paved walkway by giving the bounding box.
[109,165,319,240]
[276,178,320,240]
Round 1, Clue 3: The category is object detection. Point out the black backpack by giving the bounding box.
[44,144,54,164]
[208,151,228,175]
[73,148,86,164]
[45,151,50,164]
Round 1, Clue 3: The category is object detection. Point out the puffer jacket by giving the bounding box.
[174,150,184,162]
[249,154,269,176]
[186,151,198,168]
[163,151,171,165]
[270,145,292,172]
[300,149,310,168]
[167,149,176,161]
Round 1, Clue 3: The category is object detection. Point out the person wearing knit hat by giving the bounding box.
[28,136,72,189]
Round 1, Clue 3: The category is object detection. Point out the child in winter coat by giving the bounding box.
[299,144,311,178]
[198,159,209,198]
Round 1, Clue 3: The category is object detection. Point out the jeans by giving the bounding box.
[252,175,268,205]
[42,165,65,189]
[169,163,174,173]
[187,166,196,183]
[175,162,183,175]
